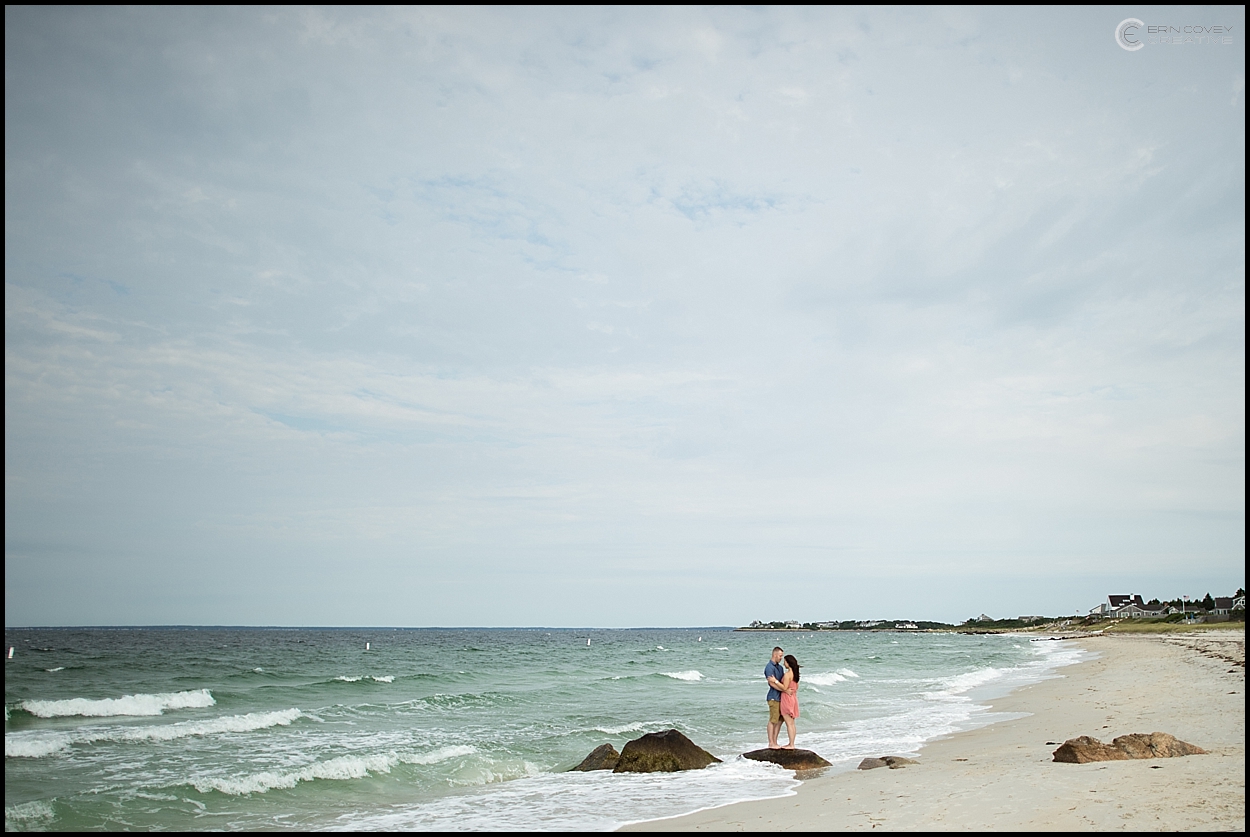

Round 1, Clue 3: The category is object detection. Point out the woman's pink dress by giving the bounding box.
[780,680,799,719]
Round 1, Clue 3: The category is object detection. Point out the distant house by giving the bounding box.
[748,620,765,629]
[895,622,919,630]
[1210,598,1235,616]
[1100,595,1165,619]
[815,621,840,629]
[784,621,803,629]
[1234,596,1246,612]
[856,620,883,628]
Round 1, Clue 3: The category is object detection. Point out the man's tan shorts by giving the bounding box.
[768,700,782,724]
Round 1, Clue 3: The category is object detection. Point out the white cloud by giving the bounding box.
[4,6,1244,625]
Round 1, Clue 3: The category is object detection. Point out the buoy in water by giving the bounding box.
[586,638,591,646]
[6,647,13,659]
[366,642,370,651]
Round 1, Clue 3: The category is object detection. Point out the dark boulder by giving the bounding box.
[742,748,832,771]
[857,755,918,770]
[1052,732,1205,764]
[570,743,620,771]
[612,729,721,773]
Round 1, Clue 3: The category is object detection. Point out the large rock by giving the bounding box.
[1052,733,1206,764]
[612,729,721,773]
[1111,733,1206,759]
[570,743,620,771]
[742,748,832,771]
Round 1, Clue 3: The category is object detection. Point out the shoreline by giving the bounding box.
[622,630,1245,832]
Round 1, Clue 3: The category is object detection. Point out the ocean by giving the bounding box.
[4,627,1084,831]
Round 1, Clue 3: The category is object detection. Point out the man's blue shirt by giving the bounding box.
[765,660,784,701]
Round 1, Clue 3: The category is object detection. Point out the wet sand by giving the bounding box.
[623,630,1245,832]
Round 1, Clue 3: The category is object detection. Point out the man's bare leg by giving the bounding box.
[767,719,781,749]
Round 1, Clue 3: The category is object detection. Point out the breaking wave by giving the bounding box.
[662,670,704,681]
[5,709,303,759]
[20,689,215,718]
[592,722,646,735]
[192,746,480,795]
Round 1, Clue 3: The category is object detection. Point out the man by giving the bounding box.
[764,646,786,749]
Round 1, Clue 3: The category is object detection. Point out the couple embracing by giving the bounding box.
[764,646,801,749]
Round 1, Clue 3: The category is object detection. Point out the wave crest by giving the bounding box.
[193,746,477,795]
[20,689,215,718]
[5,709,303,759]
[662,670,704,681]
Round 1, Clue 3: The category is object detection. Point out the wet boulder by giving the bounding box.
[742,748,832,771]
[570,743,619,771]
[858,757,888,770]
[613,729,721,773]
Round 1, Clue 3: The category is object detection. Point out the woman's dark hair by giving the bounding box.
[784,654,800,682]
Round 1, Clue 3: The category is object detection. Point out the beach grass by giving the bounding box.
[1102,619,1246,634]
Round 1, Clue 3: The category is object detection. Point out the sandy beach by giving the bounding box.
[623,630,1245,832]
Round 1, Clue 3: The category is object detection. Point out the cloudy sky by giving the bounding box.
[5,7,1244,626]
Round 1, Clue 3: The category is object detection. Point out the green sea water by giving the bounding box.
[4,627,1084,831]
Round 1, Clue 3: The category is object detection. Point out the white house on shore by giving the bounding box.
[1089,595,1166,619]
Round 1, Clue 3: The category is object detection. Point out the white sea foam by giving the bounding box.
[805,672,848,686]
[593,722,646,735]
[371,676,394,683]
[6,733,73,759]
[407,744,476,765]
[330,755,798,832]
[193,753,404,795]
[20,689,215,718]
[46,667,65,673]
[713,647,729,651]
[662,670,704,681]
[334,676,363,682]
[836,668,859,678]
[5,709,303,758]
[926,667,1005,699]
[193,746,478,795]
[4,800,56,825]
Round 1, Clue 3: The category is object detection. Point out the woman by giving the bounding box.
[779,654,801,749]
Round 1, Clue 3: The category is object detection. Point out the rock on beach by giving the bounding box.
[742,748,832,771]
[570,743,620,771]
[858,755,919,769]
[1052,732,1206,764]
[612,729,721,773]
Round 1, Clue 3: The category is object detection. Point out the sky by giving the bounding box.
[4,6,1245,627]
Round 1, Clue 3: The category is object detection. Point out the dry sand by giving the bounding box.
[623,630,1244,832]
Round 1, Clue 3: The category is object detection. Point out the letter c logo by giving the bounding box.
[1116,18,1145,51]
